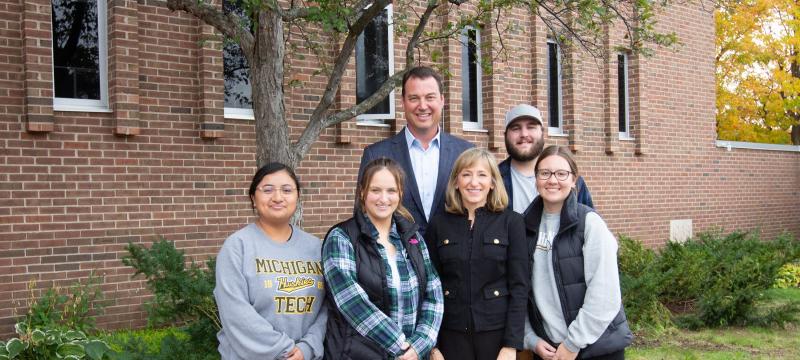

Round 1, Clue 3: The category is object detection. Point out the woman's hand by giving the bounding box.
[430,347,445,360]
[398,342,419,360]
[554,343,577,360]
[496,346,516,360]
[285,346,304,360]
[533,340,557,360]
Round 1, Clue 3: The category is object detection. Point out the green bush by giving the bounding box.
[617,235,672,331]
[23,275,105,334]
[0,322,113,360]
[774,262,800,289]
[103,327,217,360]
[101,327,188,354]
[618,231,800,329]
[122,239,219,357]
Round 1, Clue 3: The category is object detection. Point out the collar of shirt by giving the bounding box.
[362,213,402,243]
[404,126,441,151]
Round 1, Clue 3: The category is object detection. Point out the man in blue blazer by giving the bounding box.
[358,66,474,233]
[498,104,594,214]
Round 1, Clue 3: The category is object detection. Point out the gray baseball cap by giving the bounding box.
[504,104,543,129]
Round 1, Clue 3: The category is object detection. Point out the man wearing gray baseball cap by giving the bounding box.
[498,104,594,214]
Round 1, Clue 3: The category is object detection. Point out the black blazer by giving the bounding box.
[424,208,529,349]
[357,128,474,233]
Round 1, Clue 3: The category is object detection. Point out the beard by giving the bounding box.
[505,135,544,162]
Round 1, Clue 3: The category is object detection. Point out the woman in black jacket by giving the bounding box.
[425,148,529,360]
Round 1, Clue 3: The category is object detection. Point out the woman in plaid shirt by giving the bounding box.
[322,158,444,360]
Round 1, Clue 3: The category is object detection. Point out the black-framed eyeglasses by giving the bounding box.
[535,169,572,181]
[258,185,296,196]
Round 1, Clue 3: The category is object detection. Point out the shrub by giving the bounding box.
[0,322,113,360]
[617,235,672,331]
[774,262,800,289]
[121,239,219,356]
[618,230,800,329]
[104,327,218,360]
[23,275,106,334]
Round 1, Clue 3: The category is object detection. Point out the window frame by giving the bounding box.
[461,25,483,131]
[355,4,395,123]
[222,0,254,120]
[546,39,563,135]
[51,0,109,112]
[618,52,632,139]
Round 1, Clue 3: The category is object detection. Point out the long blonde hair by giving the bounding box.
[445,148,508,214]
[357,157,414,221]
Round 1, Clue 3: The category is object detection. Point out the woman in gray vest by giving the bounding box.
[322,157,444,360]
[522,146,632,360]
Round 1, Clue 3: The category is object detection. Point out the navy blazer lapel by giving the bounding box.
[391,131,424,218]
[430,133,453,217]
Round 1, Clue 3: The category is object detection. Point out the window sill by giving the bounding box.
[716,140,800,152]
[224,108,254,120]
[619,134,635,141]
[462,127,487,133]
[356,120,391,128]
[53,104,112,113]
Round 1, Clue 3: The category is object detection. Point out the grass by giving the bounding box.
[628,288,800,359]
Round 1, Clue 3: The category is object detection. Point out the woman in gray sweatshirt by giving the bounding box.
[214,163,327,360]
[522,146,632,360]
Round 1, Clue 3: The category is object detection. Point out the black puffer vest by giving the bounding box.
[523,192,633,359]
[323,211,428,360]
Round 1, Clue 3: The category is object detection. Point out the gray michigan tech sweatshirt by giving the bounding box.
[214,224,327,360]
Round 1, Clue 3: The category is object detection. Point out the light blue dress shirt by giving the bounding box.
[404,127,440,220]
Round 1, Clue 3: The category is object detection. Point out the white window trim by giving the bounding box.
[356,4,395,122]
[547,39,563,135]
[224,107,254,120]
[716,140,800,152]
[223,0,254,119]
[618,52,633,140]
[52,0,109,112]
[461,26,483,131]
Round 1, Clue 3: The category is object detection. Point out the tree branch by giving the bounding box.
[166,0,255,56]
[292,0,392,158]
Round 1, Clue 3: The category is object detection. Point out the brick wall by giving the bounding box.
[0,0,798,337]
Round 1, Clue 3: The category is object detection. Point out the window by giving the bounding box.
[51,0,108,111]
[618,52,631,138]
[546,40,562,134]
[461,26,482,129]
[223,0,253,119]
[355,5,394,122]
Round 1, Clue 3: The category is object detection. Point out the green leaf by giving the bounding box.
[83,340,110,360]
[30,329,46,343]
[46,329,61,344]
[13,323,27,336]
[5,339,26,359]
[56,342,85,358]
[63,330,86,341]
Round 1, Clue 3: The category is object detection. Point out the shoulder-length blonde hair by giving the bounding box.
[357,157,414,221]
[445,148,508,214]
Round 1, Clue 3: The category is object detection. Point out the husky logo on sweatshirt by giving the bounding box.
[276,276,315,293]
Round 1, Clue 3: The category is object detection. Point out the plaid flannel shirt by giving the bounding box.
[322,219,444,357]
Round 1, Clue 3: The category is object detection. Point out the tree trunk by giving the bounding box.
[251,10,297,169]
[792,124,800,145]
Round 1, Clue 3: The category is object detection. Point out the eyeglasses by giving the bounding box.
[258,185,297,196]
[535,169,573,181]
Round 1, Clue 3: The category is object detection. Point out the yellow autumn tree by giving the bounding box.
[716,0,800,145]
